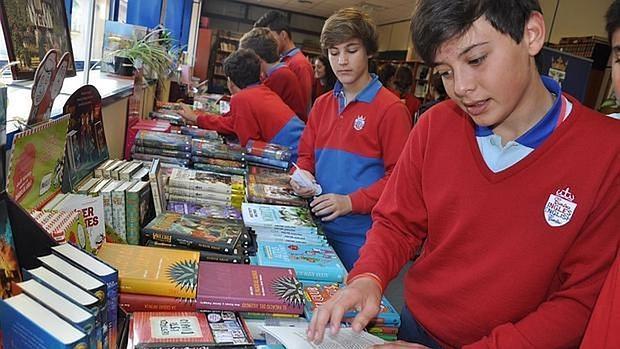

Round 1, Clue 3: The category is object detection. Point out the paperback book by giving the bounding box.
[144,239,251,264]
[168,168,244,194]
[191,139,245,161]
[0,200,20,299]
[166,201,242,220]
[242,203,317,233]
[193,162,247,176]
[119,293,196,313]
[133,130,191,152]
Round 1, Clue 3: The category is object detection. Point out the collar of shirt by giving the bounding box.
[475,75,564,149]
[266,62,286,77]
[333,74,383,114]
[281,47,300,60]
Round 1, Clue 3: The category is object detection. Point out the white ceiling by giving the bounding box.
[236,0,416,25]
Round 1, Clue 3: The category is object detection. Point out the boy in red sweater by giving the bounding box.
[179,49,304,161]
[290,8,411,271]
[255,10,313,113]
[239,27,308,122]
[307,1,620,348]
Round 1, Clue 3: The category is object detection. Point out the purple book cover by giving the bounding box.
[197,262,304,315]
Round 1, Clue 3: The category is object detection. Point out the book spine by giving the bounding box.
[125,189,141,245]
[132,152,191,167]
[196,295,302,314]
[149,174,163,217]
[166,186,236,202]
[102,274,119,349]
[119,293,196,313]
[120,275,196,299]
[133,145,192,159]
[167,177,233,194]
[133,138,191,152]
[142,229,233,254]
[111,189,128,243]
[102,190,115,239]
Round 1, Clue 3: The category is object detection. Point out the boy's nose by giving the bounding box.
[452,72,475,97]
[338,54,348,65]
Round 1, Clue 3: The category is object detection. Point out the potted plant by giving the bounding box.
[110,28,175,79]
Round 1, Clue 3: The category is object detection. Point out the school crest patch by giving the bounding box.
[353,115,366,131]
[544,187,577,227]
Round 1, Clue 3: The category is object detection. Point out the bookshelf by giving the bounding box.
[208,30,242,94]
[376,59,434,101]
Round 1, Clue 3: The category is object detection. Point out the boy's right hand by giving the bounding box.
[290,169,317,197]
[306,277,383,344]
[178,103,198,124]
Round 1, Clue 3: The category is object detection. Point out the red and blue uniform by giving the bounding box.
[197,84,304,161]
[263,62,308,122]
[348,82,620,348]
[296,75,412,269]
[281,48,313,115]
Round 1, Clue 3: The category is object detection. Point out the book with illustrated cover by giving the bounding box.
[133,130,191,152]
[126,181,155,245]
[111,181,135,243]
[142,213,245,254]
[191,139,245,161]
[303,282,400,326]
[0,200,20,299]
[144,240,251,265]
[202,310,254,347]
[191,156,245,168]
[62,85,109,193]
[1,84,6,191]
[247,170,292,187]
[132,152,191,167]
[192,162,247,176]
[165,186,241,203]
[245,154,289,170]
[247,182,307,207]
[179,126,220,141]
[7,116,69,210]
[257,242,346,283]
[149,159,166,216]
[30,210,91,252]
[260,326,383,349]
[166,201,242,220]
[96,243,199,299]
[197,262,304,315]
[242,203,317,233]
[132,145,192,159]
[168,168,244,195]
[246,140,291,162]
[54,193,106,251]
[119,293,196,313]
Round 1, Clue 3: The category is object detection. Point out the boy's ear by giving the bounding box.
[523,11,546,56]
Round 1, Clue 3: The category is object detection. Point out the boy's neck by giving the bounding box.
[493,72,555,145]
[283,41,296,54]
[262,61,278,75]
[342,73,373,104]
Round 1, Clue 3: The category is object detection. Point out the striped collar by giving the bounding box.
[281,47,300,60]
[333,74,383,113]
[266,62,286,77]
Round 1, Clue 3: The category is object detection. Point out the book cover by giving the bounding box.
[202,310,254,347]
[148,159,165,216]
[193,162,247,176]
[168,168,244,194]
[111,181,135,243]
[119,293,196,313]
[133,130,191,152]
[133,152,191,167]
[51,242,119,348]
[247,182,307,207]
[0,294,88,349]
[145,240,251,265]
[100,180,122,243]
[54,193,106,251]
[197,262,304,315]
[166,201,242,221]
[303,282,401,326]
[7,116,70,210]
[256,242,346,283]
[96,243,199,299]
[191,139,245,161]
[242,203,317,232]
[165,186,239,203]
[246,140,291,162]
[126,181,154,245]
[1,84,6,191]
[190,156,245,168]
[142,213,244,254]
[0,200,20,299]
[31,210,91,252]
[131,145,192,159]
[179,126,220,141]
[245,155,289,170]
[132,312,215,348]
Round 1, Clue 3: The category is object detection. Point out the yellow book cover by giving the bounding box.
[96,243,199,299]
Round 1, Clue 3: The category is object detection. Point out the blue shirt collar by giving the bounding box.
[266,62,286,77]
[475,76,563,149]
[281,47,300,59]
[333,74,383,113]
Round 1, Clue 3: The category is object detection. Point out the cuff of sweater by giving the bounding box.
[349,191,371,214]
[346,272,384,293]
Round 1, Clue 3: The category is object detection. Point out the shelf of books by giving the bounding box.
[208,30,242,94]
[1,88,401,348]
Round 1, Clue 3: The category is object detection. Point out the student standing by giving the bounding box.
[239,27,308,122]
[392,65,421,118]
[290,8,411,271]
[179,49,304,161]
[307,1,620,348]
[312,55,337,102]
[255,10,314,115]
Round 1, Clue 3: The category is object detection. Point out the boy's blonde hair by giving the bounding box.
[321,7,378,56]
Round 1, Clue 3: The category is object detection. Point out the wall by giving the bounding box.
[377,20,412,52]
[540,0,612,43]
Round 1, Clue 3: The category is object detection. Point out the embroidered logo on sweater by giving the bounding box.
[544,187,577,227]
[353,115,366,131]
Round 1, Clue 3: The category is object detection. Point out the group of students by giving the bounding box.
[181,0,620,347]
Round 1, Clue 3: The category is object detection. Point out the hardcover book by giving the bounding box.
[242,203,317,233]
[179,126,220,141]
[144,240,251,265]
[132,152,191,167]
[96,243,199,299]
[7,116,70,210]
[256,242,346,283]
[197,262,304,315]
[148,159,166,216]
[246,140,291,162]
[54,193,106,251]
[168,168,244,194]
[166,201,242,220]
[131,145,192,159]
[133,130,191,152]
[0,200,20,299]
[191,139,245,161]
[126,181,155,245]
[247,182,307,207]
[142,213,245,254]
[192,162,247,176]
[119,293,196,313]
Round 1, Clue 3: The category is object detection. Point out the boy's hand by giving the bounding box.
[307,277,382,344]
[311,194,352,221]
[372,342,431,349]
[178,103,198,124]
[290,169,317,197]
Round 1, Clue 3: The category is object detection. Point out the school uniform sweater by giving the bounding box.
[196,84,304,159]
[263,62,308,122]
[348,97,620,348]
[296,75,411,246]
[281,48,313,112]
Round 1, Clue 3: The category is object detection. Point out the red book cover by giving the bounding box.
[120,293,197,313]
[132,311,214,348]
[197,262,304,315]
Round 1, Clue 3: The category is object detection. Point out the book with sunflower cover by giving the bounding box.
[196,262,304,315]
[96,243,199,299]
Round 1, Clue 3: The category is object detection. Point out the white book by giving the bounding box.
[260,326,384,349]
[23,266,99,308]
[94,159,115,178]
[119,161,143,181]
[101,180,123,238]
[75,177,102,194]
[54,193,106,250]
[38,254,106,293]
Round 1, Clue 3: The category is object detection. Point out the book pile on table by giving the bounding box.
[191,138,247,175]
[165,167,245,208]
[149,101,187,126]
[245,139,292,171]
[131,130,192,167]
[246,166,307,207]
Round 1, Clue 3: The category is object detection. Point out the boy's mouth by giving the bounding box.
[464,99,490,116]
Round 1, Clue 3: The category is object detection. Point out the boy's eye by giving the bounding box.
[329,50,339,56]
[438,70,452,79]
[347,49,358,54]
[469,55,487,65]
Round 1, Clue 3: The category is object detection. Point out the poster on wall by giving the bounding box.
[538,46,593,103]
[0,0,76,80]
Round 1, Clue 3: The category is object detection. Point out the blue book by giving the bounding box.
[17,279,97,349]
[302,282,401,327]
[22,266,103,349]
[256,241,346,283]
[0,293,88,349]
[52,243,119,348]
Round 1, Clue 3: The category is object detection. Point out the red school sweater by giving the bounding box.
[348,98,620,348]
[282,48,313,112]
[263,63,308,122]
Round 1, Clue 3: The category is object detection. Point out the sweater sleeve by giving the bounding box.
[347,115,428,291]
[349,102,412,214]
[463,170,620,348]
[197,96,262,146]
[196,111,236,135]
[294,104,318,173]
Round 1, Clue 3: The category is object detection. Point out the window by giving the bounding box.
[69,0,111,66]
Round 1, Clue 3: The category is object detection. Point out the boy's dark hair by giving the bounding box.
[240,27,280,63]
[223,49,261,89]
[321,7,378,56]
[411,0,542,65]
[377,63,396,86]
[606,0,620,44]
[393,65,414,94]
[254,10,291,39]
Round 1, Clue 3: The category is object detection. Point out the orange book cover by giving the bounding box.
[97,243,199,299]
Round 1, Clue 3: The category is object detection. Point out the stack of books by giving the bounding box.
[246,166,307,207]
[131,130,192,167]
[166,168,245,208]
[245,140,292,170]
[176,125,221,142]
[191,138,247,175]
[303,282,401,341]
[149,101,187,126]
